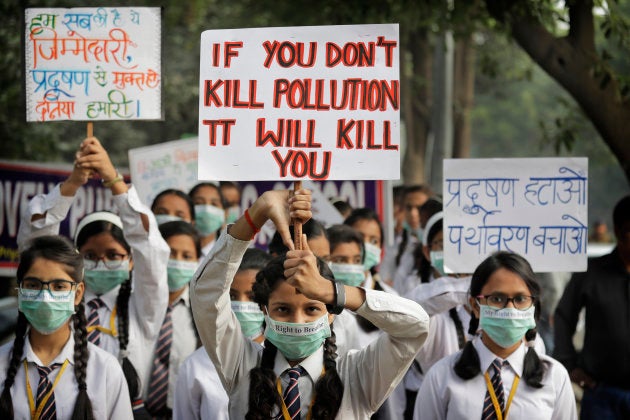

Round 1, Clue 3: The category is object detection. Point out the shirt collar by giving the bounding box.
[23,328,76,367]
[473,335,525,377]
[171,285,190,308]
[273,345,324,382]
[84,283,120,310]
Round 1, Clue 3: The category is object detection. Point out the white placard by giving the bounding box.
[197,24,400,181]
[443,158,588,273]
[25,7,161,121]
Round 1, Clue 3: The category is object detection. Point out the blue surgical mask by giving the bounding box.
[479,305,536,348]
[167,259,196,292]
[155,214,184,225]
[194,204,225,236]
[363,242,381,271]
[18,289,76,335]
[430,250,445,277]
[329,262,365,287]
[84,260,130,295]
[226,206,241,224]
[264,311,331,360]
[232,301,264,339]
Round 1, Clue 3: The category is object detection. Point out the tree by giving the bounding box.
[485,0,630,185]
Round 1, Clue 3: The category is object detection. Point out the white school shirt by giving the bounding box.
[404,275,471,316]
[413,336,577,420]
[142,286,199,408]
[380,233,418,295]
[172,346,229,420]
[17,184,171,396]
[0,331,133,420]
[189,229,430,419]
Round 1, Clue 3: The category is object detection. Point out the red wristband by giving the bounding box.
[244,208,260,235]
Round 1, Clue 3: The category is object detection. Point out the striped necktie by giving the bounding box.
[87,298,105,345]
[36,363,63,420]
[282,366,304,419]
[146,304,173,416]
[482,359,505,420]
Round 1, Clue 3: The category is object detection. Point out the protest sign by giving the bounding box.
[443,158,588,273]
[0,160,123,275]
[197,24,400,181]
[25,7,162,122]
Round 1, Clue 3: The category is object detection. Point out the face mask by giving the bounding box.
[363,242,381,271]
[167,259,196,292]
[231,301,264,339]
[18,289,76,335]
[403,221,423,242]
[264,312,331,360]
[84,260,130,295]
[155,214,184,225]
[430,250,445,277]
[479,305,536,348]
[329,262,365,287]
[194,204,226,236]
[226,206,241,224]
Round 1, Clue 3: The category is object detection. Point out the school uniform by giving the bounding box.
[172,347,229,420]
[17,184,171,396]
[413,336,577,420]
[0,331,133,419]
[380,232,418,295]
[189,229,430,419]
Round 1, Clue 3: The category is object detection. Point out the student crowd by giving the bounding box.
[2,136,629,420]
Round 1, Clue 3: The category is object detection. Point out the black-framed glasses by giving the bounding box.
[476,294,536,311]
[19,278,78,299]
[83,251,129,270]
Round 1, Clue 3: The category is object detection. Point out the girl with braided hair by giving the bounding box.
[17,137,170,417]
[0,235,131,419]
[190,188,429,419]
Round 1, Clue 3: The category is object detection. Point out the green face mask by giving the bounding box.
[226,206,241,224]
[167,259,197,292]
[430,250,445,277]
[231,301,264,339]
[363,242,381,271]
[155,214,184,225]
[18,289,76,335]
[329,262,365,287]
[84,260,130,295]
[194,204,225,236]
[479,305,536,348]
[264,312,331,360]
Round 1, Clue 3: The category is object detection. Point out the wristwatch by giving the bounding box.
[326,280,345,315]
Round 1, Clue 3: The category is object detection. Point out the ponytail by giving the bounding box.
[395,229,408,267]
[0,313,28,419]
[116,278,141,400]
[71,301,94,419]
[245,340,281,420]
[522,329,545,388]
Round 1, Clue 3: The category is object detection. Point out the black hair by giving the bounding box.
[326,224,365,263]
[75,218,141,403]
[246,256,343,419]
[2,235,94,419]
[267,219,328,256]
[239,248,273,272]
[344,207,384,248]
[219,181,242,207]
[188,182,225,208]
[416,219,443,282]
[454,251,546,388]
[151,188,196,222]
[612,194,630,230]
[419,198,443,221]
[159,220,202,258]
[330,197,353,218]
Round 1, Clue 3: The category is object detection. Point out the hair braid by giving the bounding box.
[0,312,28,418]
[312,327,343,419]
[245,339,281,420]
[71,301,94,419]
[116,278,140,400]
[522,329,546,388]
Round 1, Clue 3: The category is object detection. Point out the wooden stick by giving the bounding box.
[87,122,93,138]
[293,180,303,250]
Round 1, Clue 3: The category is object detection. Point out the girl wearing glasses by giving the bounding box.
[17,136,170,417]
[414,251,576,419]
[0,235,132,419]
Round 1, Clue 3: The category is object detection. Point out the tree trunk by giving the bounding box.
[452,36,476,159]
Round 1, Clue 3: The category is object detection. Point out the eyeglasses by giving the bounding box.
[476,294,536,311]
[83,251,129,270]
[19,278,78,298]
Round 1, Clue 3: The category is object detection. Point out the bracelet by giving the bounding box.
[101,171,124,188]
[326,280,345,315]
[244,208,260,235]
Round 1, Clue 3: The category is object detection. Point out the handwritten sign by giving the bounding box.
[197,24,400,181]
[25,7,161,122]
[443,158,588,273]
